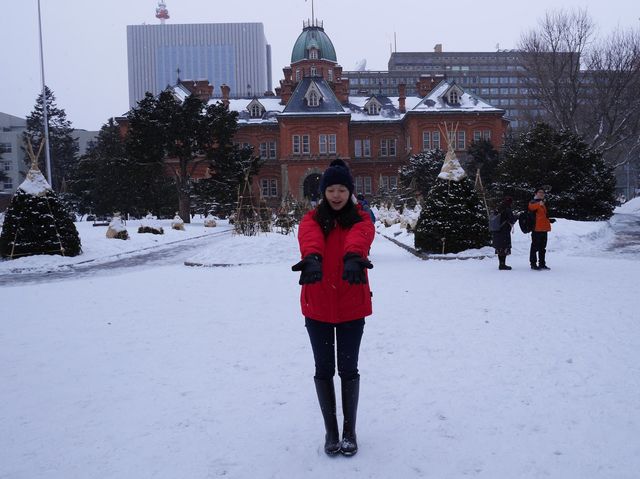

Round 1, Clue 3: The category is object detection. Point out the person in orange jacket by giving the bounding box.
[292,159,375,457]
[528,188,556,270]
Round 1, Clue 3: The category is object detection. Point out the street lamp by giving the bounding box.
[37,0,53,187]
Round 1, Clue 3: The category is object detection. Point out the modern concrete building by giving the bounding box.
[126,22,272,108]
[0,112,97,207]
[343,47,555,129]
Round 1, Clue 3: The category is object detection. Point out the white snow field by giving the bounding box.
[1,217,639,478]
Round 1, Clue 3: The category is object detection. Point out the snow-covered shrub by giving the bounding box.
[171,213,185,231]
[138,213,164,235]
[106,215,129,240]
[204,214,217,227]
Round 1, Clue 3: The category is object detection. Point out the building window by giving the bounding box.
[422,131,431,151]
[260,178,278,198]
[483,130,492,140]
[474,131,482,142]
[355,176,372,194]
[2,160,11,171]
[309,49,318,60]
[292,136,309,155]
[0,143,11,153]
[457,131,466,150]
[250,104,262,118]
[328,69,334,82]
[367,103,380,115]
[432,131,441,149]
[448,90,459,104]
[319,134,337,154]
[295,69,301,81]
[259,141,277,159]
[2,178,12,190]
[310,66,317,76]
[380,139,396,157]
[354,139,371,158]
[380,176,399,191]
[308,91,319,107]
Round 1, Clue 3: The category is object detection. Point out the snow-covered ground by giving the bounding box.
[1,215,639,478]
[0,218,229,274]
[615,195,640,215]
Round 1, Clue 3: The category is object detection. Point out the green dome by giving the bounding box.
[291,25,337,64]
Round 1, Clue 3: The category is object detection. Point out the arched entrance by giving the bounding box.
[303,173,322,202]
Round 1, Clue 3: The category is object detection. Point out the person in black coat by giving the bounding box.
[491,196,517,270]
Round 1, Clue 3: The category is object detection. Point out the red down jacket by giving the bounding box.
[297,205,375,324]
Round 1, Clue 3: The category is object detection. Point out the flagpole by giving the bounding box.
[37,0,53,186]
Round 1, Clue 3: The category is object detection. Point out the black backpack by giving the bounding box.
[518,210,536,234]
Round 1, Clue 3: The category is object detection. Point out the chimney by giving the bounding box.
[416,74,440,98]
[220,84,230,108]
[398,83,406,113]
[434,43,443,53]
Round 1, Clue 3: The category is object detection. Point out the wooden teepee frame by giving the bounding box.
[8,138,66,258]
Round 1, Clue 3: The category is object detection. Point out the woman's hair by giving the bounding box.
[313,196,362,236]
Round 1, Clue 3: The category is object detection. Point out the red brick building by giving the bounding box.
[172,20,509,205]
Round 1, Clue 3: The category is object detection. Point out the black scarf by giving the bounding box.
[313,198,363,237]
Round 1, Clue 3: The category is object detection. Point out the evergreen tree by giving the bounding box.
[414,145,490,254]
[125,92,259,221]
[466,139,500,190]
[23,86,78,192]
[493,122,616,220]
[0,157,81,258]
[414,177,490,253]
[399,149,445,200]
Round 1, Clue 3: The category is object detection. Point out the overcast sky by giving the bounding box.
[2,0,638,131]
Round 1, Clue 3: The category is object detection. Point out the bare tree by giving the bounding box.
[519,9,640,168]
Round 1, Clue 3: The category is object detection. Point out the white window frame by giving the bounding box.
[302,135,310,154]
[319,134,327,154]
[457,131,466,150]
[473,131,482,142]
[328,69,334,82]
[260,178,278,198]
[250,104,262,118]
[309,91,319,107]
[354,139,362,158]
[432,131,441,149]
[422,131,431,151]
[293,135,301,154]
[363,139,371,157]
[309,49,318,60]
[364,176,372,195]
[328,134,336,154]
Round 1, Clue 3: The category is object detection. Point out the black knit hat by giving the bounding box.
[319,159,354,194]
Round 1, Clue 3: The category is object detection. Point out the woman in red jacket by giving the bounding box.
[292,159,375,457]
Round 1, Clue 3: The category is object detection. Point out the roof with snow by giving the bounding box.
[167,79,502,125]
[281,77,348,116]
[410,81,502,114]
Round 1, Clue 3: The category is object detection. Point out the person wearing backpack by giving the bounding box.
[490,196,517,270]
[528,188,556,270]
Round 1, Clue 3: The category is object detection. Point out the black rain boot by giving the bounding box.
[314,378,341,456]
[498,255,512,270]
[539,251,550,270]
[340,376,360,456]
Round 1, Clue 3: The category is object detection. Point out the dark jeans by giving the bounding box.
[530,231,548,265]
[305,317,365,380]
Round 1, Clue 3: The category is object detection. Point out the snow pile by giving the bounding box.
[614,196,640,215]
[378,217,615,258]
[17,168,52,196]
[186,231,299,266]
[204,214,217,227]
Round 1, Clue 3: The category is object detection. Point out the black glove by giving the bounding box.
[291,254,323,285]
[342,253,373,285]
[549,218,556,223]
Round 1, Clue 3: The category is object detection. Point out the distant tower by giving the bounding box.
[155,1,169,24]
